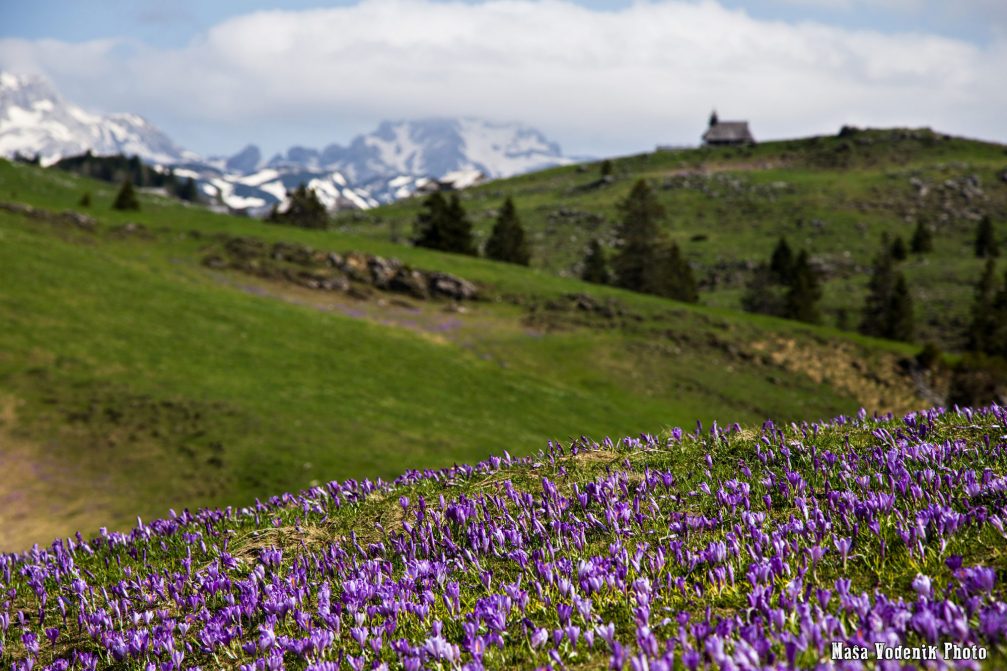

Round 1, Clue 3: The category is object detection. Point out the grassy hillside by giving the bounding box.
[336,128,1007,349]
[0,159,934,550]
[3,405,1006,669]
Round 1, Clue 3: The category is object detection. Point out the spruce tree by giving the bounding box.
[612,179,663,292]
[989,268,1007,358]
[967,259,998,353]
[784,250,822,323]
[581,239,610,285]
[741,263,785,317]
[975,216,999,258]
[484,197,530,265]
[78,192,91,207]
[769,236,794,284]
[443,194,477,256]
[600,160,612,177]
[859,247,896,338]
[176,176,199,203]
[859,242,914,342]
[887,273,914,342]
[646,241,698,303]
[413,192,449,251]
[270,184,327,229]
[890,235,907,261]
[910,219,933,254]
[112,178,140,210]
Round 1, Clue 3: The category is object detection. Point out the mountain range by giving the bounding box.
[0,72,576,213]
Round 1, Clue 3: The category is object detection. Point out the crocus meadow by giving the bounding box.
[2,405,1006,670]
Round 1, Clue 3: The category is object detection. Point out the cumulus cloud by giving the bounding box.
[1,0,1004,156]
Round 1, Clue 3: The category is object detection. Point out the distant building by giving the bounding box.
[702,111,755,147]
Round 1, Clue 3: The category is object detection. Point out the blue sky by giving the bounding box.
[2,0,1004,158]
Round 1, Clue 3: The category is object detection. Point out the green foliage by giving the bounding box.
[744,243,821,323]
[484,197,530,265]
[56,152,171,191]
[915,342,943,370]
[176,176,199,203]
[859,243,914,342]
[975,215,999,258]
[414,192,477,256]
[967,259,999,354]
[910,219,933,254]
[783,250,822,323]
[112,178,140,211]
[580,238,610,285]
[78,191,91,207]
[888,274,915,341]
[889,235,907,261]
[269,183,328,229]
[0,157,935,544]
[947,352,1007,406]
[612,179,664,293]
[333,129,1007,350]
[769,236,794,283]
[413,191,448,250]
[600,159,612,177]
[646,241,698,303]
[741,264,786,317]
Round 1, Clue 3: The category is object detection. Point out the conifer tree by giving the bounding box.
[176,176,199,203]
[581,239,610,285]
[784,250,822,323]
[612,179,663,292]
[910,219,933,254]
[859,242,914,342]
[769,236,794,283]
[414,192,476,255]
[443,194,477,256]
[860,246,896,338]
[967,259,998,354]
[112,178,140,210]
[741,263,785,317]
[984,267,1007,359]
[890,235,907,261]
[888,273,914,342]
[646,241,698,303]
[270,184,327,229]
[78,192,91,207]
[484,197,530,265]
[975,215,999,258]
[600,160,612,177]
[413,192,449,251]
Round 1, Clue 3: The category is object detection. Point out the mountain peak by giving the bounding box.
[225,144,262,174]
[0,70,190,166]
[285,118,570,182]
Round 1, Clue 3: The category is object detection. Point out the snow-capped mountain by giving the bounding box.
[270,118,571,182]
[0,71,577,213]
[0,72,194,166]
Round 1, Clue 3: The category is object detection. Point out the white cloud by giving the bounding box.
[1,0,1004,156]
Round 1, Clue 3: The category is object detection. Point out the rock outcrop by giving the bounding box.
[204,237,479,301]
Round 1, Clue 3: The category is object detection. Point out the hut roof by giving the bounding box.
[703,121,754,144]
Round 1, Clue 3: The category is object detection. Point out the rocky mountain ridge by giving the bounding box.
[0,72,575,214]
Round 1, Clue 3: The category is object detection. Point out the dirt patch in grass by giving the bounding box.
[0,394,123,551]
[751,337,925,413]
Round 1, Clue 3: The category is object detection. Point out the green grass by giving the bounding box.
[0,158,930,550]
[336,127,1007,349]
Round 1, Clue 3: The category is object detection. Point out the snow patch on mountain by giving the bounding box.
[1,71,578,214]
[0,72,193,166]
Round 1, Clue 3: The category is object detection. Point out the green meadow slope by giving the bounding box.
[338,128,1007,350]
[0,158,933,550]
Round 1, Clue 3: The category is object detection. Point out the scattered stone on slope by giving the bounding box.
[0,201,97,232]
[204,236,479,302]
